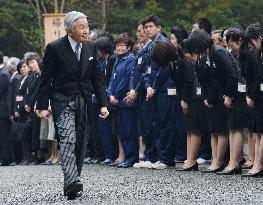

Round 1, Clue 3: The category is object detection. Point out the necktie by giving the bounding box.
[75,43,80,61]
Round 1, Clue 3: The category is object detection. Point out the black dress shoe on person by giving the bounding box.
[202,165,225,173]
[117,162,133,168]
[241,163,253,169]
[239,158,246,166]
[177,162,198,171]
[100,159,114,165]
[242,169,263,178]
[216,166,242,175]
[65,181,83,200]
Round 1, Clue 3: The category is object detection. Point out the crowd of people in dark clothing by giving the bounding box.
[1,15,263,177]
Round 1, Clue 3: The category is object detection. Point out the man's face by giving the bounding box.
[192,23,200,32]
[68,18,89,43]
[136,24,148,43]
[212,33,224,46]
[144,22,161,40]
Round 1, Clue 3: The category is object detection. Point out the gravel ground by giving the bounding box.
[0,164,263,205]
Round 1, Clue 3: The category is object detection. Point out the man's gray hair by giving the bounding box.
[7,57,20,71]
[64,11,87,30]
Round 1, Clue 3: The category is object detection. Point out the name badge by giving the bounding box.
[196,87,201,95]
[261,83,263,92]
[147,66,151,74]
[16,96,23,102]
[137,57,142,65]
[167,88,177,96]
[238,83,246,93]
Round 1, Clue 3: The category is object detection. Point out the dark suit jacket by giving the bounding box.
[36,35,107,121]
[0,67,10,119]
[9,72,21,116]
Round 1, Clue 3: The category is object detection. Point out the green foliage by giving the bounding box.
[1,0,263,57]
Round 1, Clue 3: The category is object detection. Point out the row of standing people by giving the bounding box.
[89,16,262,177]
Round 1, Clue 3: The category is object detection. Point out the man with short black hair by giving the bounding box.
[192,18,213,34]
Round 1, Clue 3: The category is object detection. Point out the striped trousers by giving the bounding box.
[56,94,90,191]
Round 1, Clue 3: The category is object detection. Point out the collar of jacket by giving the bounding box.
[118,51,133,60]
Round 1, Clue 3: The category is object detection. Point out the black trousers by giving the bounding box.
[0,119,10,163]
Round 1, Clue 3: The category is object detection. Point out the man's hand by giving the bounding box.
[99,107,109,119]
[204,99,213,108]
[125,89,137,105]
[36,110,49,119]
[25,105,31,112]
[109,96,119,105]
[146,87,155,101]
[181,100,188,114]
[246,96,255,109]
[224,96,233,108]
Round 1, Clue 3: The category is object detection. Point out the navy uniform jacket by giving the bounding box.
[129,40,152,93]
[0,66,10,119]
[36,35,107,121]
[196,45,237,105]
[108,51,136,107]
[241,48,263,102]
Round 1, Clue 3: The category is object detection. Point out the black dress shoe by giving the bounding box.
[216,166,242,175]
[65,181,83,200]
[177,162,198,171]
[202,165,225,173]
[239,158,246,166]
[241,163,253,169]
[117,162,133,168]
[242,169,263,178]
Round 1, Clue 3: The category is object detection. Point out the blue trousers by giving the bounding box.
[117,107,139,165]
[98,109,118,160]
[155,93,177,166]
[138,95,157,163]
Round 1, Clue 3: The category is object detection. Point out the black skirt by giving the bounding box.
[184,98,207,134]
[206,101,228,134]
[251,100,263,134]
[227,93,249,130]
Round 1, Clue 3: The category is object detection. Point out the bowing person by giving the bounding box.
[185,29,238,173]
[240,24,263,177]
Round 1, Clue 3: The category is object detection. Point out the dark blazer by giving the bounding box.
[16,75,30,113]
[25,74,40,110]
[197,45,237,105]
[36,35,107,121]
[241,48,263,102]
[0,67,10,119]
[9,72,21,116]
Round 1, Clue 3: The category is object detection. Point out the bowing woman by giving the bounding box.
[240,24,263,177]
[184,30,238,172]
[152,40,205,171]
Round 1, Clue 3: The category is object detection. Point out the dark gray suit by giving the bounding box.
[0,66,10,164]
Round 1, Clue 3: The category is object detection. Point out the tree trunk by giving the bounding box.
[101,0,106,31]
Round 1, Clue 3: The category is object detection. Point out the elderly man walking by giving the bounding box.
[36,11,109,200]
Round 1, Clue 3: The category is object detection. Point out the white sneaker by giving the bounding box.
[197,158,207,165]
[151,161,169,170]
[133,161,154,168]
